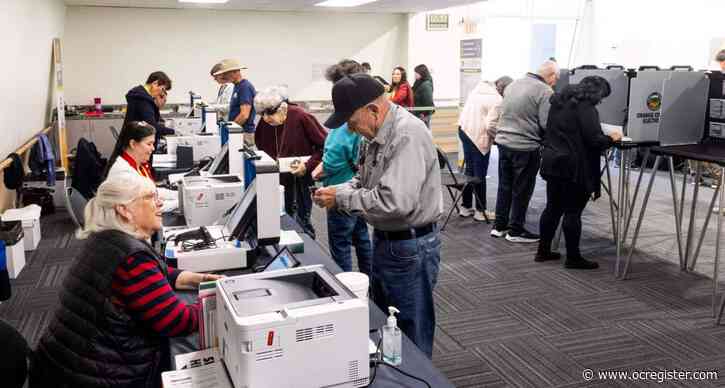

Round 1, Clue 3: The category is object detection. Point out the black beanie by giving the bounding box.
[3,153,24,190]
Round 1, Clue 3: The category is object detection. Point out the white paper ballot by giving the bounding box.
[174,348,219,370]
[600,123,624,136]
[162,362,232,388]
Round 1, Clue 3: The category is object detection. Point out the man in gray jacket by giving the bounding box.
[491,60,559,242]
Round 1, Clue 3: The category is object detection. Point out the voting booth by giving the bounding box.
[570,66,630,126]
[627,68,709,146]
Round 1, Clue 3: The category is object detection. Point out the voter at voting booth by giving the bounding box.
[30,174,221,388]
[105,121,178,211]
[254,86,327,239]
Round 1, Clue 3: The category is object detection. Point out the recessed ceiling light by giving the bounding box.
[315,0,379,7]
[178,0,229,4]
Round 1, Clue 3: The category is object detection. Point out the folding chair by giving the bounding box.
[436,147,489,231]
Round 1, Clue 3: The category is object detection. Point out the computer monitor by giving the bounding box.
[224,180,257,242]
[202,143,229,175]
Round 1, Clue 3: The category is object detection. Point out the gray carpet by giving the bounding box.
[2,148,725,387]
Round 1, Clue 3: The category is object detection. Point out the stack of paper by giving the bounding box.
[198,280,218,350]
[163,348,230,388]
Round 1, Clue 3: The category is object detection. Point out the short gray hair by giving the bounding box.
[254,86,289,113]
[78,174,156,240]
[538,60,560,78]
[716,49,725,63]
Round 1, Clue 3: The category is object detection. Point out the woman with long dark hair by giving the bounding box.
[536,76,622,269]
[412,64,435,128]
[105,121,177,210]
[387,66,414,108]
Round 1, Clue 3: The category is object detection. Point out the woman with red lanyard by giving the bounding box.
[105,121,177,211]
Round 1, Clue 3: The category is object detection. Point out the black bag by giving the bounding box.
[21,187,55,215]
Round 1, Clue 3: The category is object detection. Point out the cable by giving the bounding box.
[372,362,432,388]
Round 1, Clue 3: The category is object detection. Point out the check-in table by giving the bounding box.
[165,214,455,387]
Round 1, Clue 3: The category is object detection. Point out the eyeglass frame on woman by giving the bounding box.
[261,99,287,117]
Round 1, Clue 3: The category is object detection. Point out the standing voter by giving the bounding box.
[215,59,256,135]
[208,61,234,118]
[313,74,442,358]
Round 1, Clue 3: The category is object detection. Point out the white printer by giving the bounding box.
[166,134,221,163]
[182,174,244,227]
[216,265,370,388]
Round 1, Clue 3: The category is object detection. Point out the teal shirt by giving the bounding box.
[322,124,361,186]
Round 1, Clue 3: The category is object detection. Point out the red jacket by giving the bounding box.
[255,104,328,171]
[390,82,414,108]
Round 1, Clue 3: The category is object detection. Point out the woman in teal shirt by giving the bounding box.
[312,60,372,275]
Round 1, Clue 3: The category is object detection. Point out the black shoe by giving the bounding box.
[565,257,599,270]
[534,251,561,262]
[505,229,540,243]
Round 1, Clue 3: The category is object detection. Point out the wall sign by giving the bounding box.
[426,14,449,31]
[460,38,483,105]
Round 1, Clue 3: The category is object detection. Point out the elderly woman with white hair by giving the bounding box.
[254,86,327,238]
[31,174,221,388]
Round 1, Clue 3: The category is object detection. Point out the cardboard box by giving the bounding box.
[182,175,244,227]
[2,205,42,251]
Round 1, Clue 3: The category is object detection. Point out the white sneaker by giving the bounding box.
[473,211,487,222]
[490,228,508,238]
[459,206,474,217]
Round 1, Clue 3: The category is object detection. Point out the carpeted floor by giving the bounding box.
[3,148,725,387]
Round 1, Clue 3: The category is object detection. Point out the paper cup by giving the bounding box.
[336,272,369,300]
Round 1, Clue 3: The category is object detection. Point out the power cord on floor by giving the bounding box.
[366,329,432,388]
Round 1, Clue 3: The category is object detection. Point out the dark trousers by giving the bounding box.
[327,209,373,275]
[538,180,590,257]
[371,229,441,358]
[494,145,540,233]
[280,173,315,239]
[458,129,491,211]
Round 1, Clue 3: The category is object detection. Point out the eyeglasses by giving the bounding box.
[137,191,160,204]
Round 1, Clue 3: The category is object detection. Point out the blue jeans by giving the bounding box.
[327,209,373,276]
[458,128,491,211]
[371,229,441,358]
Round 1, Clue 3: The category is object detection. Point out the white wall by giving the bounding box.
[63,6,408,106]
[591,0,725,69]
[0,0,65,155]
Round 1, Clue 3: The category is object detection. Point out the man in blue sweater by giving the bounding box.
[312,60,372,275]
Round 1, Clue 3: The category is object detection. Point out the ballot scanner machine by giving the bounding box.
[216,265,370,388]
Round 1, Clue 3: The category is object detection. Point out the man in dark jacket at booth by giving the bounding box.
[123,71,175,149]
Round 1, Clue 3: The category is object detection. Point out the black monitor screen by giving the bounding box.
[226,180,257,241]
[205,143,229,175]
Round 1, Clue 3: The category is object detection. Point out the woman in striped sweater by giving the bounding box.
[32,174,221,388]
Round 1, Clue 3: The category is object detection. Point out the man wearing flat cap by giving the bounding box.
[314,73,442,358]
[215,59,257,134]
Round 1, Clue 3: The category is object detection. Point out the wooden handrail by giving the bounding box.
[0,126,53,171]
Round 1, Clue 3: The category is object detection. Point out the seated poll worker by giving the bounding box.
[254,86,327,239]
[105,121,177,211]
[313,74,442,358]
[31,174,222,388]
[123,71,175,151]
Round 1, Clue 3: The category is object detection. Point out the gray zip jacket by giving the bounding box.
[493,73,554,151]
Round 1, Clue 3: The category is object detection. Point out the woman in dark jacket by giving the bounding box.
[31,174,220,388]
[412,64,435,128]
[536,76,622,269]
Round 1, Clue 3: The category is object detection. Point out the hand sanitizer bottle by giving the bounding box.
[382,306,402,366]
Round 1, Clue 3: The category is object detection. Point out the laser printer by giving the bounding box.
[216,265,370,388]
[182,174,244,227]
[166,134,222,163]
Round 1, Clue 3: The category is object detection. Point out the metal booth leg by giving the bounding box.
[667,157,685,268]
[684,162,703,269]
[714,167,724,318]
[616,149,627,272]
[689,175,722,271]
[623,148,650,243]
[605,153,618,242]
[622,156,662,279]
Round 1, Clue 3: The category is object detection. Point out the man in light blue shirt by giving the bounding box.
[312,60,372,275]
